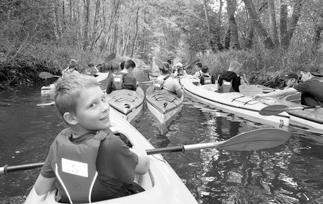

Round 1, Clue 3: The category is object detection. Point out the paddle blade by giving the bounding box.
[259,105,289,116]
[217,128,290,151]
[39,72,59,79]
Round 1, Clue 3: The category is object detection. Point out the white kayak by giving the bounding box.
[107,87,145,122]
[41,72,109,95]
[145,86,184,124]
[28,108,197,204]
[180,77,289,128]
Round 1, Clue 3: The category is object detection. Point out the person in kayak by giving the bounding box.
[25,72,150,203]
[283,72,299,89]
[120,60,127,74]
[255,68,323,106]
[173,62,188,77]
[122,59,137,91]
[154,62,183,98]
[193,62,204,78]
[217,60,248,92]
[63,59,80,74]
[105,63,118,94]
[198,65,216,85]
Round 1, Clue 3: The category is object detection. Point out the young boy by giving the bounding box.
[122,59,137,91]
[25,72,150,203]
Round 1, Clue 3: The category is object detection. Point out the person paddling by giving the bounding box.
[256,67,323,106]
[25,72,150,203]
[217,60,248,92]
[154,62,183,98]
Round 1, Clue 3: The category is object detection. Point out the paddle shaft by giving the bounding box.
[1,128,290,175]
[1,142,225,175]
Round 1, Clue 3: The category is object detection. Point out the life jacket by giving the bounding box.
[113,73,124,90]
[53,129,106,203]
[201,73,211,85]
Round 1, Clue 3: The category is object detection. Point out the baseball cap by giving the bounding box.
[283,72,298,80]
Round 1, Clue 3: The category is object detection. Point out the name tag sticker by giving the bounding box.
[114,78,121,82]
[61,158,88,177]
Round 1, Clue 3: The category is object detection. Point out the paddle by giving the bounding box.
[259,104,319,116]
[38,72,60,79]
[0,128,290,175]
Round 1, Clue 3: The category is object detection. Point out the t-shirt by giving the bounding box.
[156,75,182,95]
[122,73,137,91]
[218,71,241,92]
[293,78,323,106]
[41,128,138,202]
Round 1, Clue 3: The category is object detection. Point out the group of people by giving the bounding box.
[25,55,323,203]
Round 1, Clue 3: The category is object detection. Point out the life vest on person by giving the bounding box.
[200,73,212,85]
[113,73,124,90]
[53,129,106,203]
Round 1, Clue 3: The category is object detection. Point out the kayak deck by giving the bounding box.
[145,86,184,124]
[180,77,289,128]
[108,87,145,122]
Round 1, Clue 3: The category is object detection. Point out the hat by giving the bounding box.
[284,72,298,80]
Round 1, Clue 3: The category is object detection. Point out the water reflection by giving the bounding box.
[1,89,323,204]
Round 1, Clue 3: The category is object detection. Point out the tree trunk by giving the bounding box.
[203,0,218,52]
[224,28,230,49]
[242,0,275,49]
[281,0,303,50]
[268,0,279,45]
[130,8,140,57]
[311,16,323,55]
[83,0,90,51]
[53,0,61,41]
[245,16,254,49]
[226,0,240,49]
[90,0,101,51]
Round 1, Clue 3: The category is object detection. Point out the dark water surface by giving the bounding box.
[1,88,323,203]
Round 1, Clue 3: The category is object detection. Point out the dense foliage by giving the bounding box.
[0,0,322,88]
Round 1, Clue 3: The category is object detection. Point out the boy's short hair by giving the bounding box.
[201,65,208,73]
[54,72,99,116]
[124,59,136,70]
[120,61,125,70]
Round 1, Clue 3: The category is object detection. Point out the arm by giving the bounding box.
[24,175,55,203]
[134,155,150,175]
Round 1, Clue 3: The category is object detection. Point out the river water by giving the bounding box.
[1,87,323,203]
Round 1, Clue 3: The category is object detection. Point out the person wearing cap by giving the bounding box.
[173,62,187,77]
[283,72,299,88]
[199,65,216,85]
[193,62,204,78]
[217,60,247,92]
[256,68,323,106]
[154,62,183,98]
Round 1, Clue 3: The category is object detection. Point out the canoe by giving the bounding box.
[40,72,109,95]
[145,86,184,124]
[180,77,289,128]
[30,108,197,204]
[107,87,145,122]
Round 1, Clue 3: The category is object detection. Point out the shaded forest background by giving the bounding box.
[0,0,322,88]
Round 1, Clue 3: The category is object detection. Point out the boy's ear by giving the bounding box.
[63,112,78,125]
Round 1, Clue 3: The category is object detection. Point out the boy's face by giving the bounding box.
[74,86,110,131]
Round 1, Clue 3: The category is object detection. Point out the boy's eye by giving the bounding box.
[89,103,97,108]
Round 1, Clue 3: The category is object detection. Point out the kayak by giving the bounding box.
[180,77,289,128]
[145,86,184,124]
[281,94,323,132]
[40,72,109,95]
[107,87,145,122]
[29,108,197,204]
